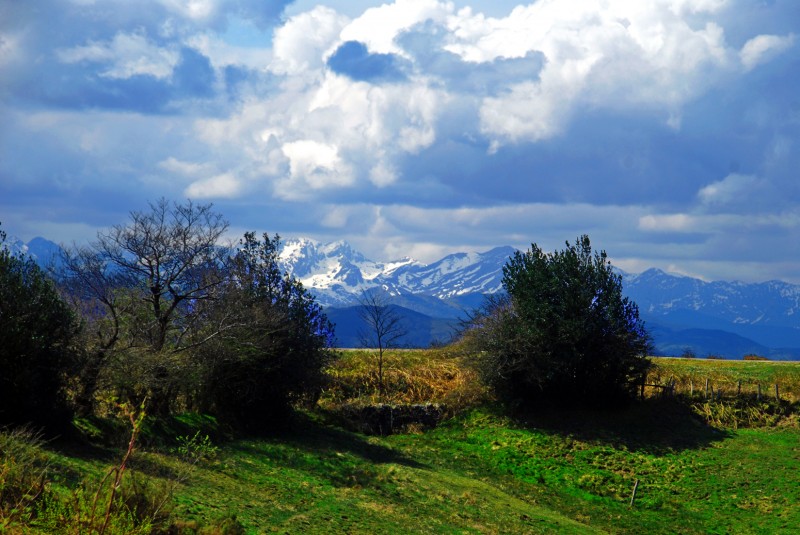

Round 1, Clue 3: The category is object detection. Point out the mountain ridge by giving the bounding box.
[5,235,799,358]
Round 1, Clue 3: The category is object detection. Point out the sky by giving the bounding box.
[1,0,799,283]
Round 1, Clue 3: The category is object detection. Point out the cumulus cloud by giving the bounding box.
[740,33,795,71]
[270,6,348,75]
[279,139,353,196]
[339,0,450,55]
[4,0,800,284]
[443,0,735,144]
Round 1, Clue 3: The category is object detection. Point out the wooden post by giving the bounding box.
[757,384,761,401]
[690,380,694,397]
[705,378,709,399]
[630,479,640,508]
[737,380,741,397]
[775,384,780,401]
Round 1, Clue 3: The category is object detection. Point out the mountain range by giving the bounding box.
[5,235,800,359]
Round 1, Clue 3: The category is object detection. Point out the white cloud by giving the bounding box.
[740,33,795,71]
[638,210,799,234]
[194,67,444,198]
[158,156,214,176]
[158,0,219,22]
[443,0,733,143]
[638,213,698,232]
[340,0,451,55]
[279,139,353,196]
[0,31,23,68]
[369,161,397,187]
[57,31,179,79]
[187,33,272,70]
[270,6,348,75]
[697,173,760,206]
[185,172,242,198]
[321,206,350,228]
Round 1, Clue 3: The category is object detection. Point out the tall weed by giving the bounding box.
[0,427,49,530]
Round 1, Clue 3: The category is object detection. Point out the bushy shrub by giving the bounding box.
[199,232,336,428]
[465,236,651,409]
[0,227,80,430]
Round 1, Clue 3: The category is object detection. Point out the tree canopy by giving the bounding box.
[0,225,80,429]
[59,201,335,422]
[466,235,651,409]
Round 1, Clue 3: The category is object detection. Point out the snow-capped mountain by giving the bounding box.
[1,235,64,269]
[624,268,800,327]
[277,237,512,307]
[622,268,800,354]
[4,234,800,357]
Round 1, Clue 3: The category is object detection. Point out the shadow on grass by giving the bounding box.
[229,411,426,488]
[510,397,732,454]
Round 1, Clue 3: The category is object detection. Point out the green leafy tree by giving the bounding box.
[200,232,336,426]
[466,235,651,408]
[0,224,80,430]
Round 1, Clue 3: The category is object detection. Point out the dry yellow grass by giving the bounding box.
[320,348,488,415]
[647,357,800,402]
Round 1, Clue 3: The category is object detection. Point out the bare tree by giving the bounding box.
[358,289,408,397]
[60,199,231,413]
[64,198,230,353]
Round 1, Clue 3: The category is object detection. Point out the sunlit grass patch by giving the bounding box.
[320,348,488,414]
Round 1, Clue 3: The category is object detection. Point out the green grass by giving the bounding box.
[5,351,800,533]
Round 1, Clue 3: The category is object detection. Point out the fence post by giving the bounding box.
[737,380,741,397]
[757,384,761,401]
[775,384,780,401]
[690,379,694,397]
[629,479,640,508]
[705,378,709,399]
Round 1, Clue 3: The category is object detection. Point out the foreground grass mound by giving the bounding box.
[3,351,799,533]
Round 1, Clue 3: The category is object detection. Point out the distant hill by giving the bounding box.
[5,235,799,359]
[326,305,461,349]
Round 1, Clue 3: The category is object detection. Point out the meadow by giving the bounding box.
[2,350,799,534]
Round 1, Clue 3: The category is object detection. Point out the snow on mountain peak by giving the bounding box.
[272,238,513,306]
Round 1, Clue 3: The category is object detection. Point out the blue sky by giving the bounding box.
[1,0,799,282]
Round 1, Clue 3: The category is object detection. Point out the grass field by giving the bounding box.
[4,350,799,534]
[648,356,800,402]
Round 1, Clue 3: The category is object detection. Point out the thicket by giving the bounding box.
[199,231,335,428]
[0,225,81,431]
[464,235,652,409]
[0,200,336,431]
